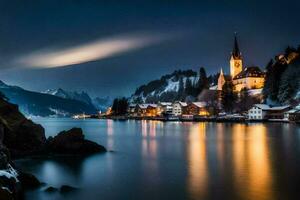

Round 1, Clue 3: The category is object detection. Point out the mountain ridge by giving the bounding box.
[0,81,98,117]
[43,88,111,112]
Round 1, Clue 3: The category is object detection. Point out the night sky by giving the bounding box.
[0,0,299,97]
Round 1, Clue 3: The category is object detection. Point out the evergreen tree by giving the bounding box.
[177,77,185,100]
[111,97,128,115]
[178,77,184,94]
[185,78,194,96]
[285,46,297,56]
[221,81,237,113]
[278,60,300,103]
[238,88,251,112]
[197,67,209,95]
[262,59,274,100]
[263,58,288,102]
[111,98,119,114]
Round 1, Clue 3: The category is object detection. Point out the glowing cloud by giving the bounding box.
[17,33,167,68]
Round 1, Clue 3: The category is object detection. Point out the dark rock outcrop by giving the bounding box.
[0,97,106,157]
[18,171,41,190]
[46,128,106,155]
[0,99,46,157]
[44,186,58,193]
[60,185,78,194]
[0,151,22,200]
[0,97,106,199]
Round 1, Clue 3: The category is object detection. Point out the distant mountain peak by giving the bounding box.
[44,88,111,112]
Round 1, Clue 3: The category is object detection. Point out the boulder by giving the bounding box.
[0,99,46,157]
[60,185,78,194]
[46,128,106,155]
[18,171,41,190]
[44,186,58,193]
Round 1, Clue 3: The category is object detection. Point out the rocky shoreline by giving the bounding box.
[0,98,106,199]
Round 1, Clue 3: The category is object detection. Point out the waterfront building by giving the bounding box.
[248,104,270,120]
[284,104,300,121]
[157,102,173,116]
[127,104,136,115]
[248,104,291,120]
[146,104,158,117]
[172,101,187,116]
[134,104,149,116]
[183,102,209,116]
[134,104,158,117]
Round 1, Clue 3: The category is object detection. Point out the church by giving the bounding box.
[217,34,265,92]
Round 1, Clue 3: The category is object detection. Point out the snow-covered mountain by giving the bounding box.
[44,88,93,106]
[130,70,201,103]
[44,88,111,112]
[0,81,97,117]
[92,96,112,111]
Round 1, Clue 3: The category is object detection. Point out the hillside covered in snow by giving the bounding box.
[130,70,218,103]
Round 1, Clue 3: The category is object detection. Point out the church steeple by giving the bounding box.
[230,33,243,78]
[217,68,226,91]
[232,32,242,59]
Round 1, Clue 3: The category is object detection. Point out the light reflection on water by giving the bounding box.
[15,118,300,200]
[187,123,208,199]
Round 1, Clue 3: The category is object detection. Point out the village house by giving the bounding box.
[172,101,187,116]
[146,104,158,117]
[284,104,300,122]
[247,104,269,120]
[127,104,136,115]
[134,104,158,117]
[183,102,209,116]
[157,102,173,116]
[248,104,291,120]
[265,106,291,120]
[134,104,148,116]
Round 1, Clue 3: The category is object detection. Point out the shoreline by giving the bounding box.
[89,115,298,124]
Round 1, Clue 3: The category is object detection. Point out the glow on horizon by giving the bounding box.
[16,33,167,68]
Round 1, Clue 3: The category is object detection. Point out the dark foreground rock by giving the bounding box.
[0,150,22,200]
[46,128,106,155]
[45,186,58,193]
[18,171,41,190]
[60,185,78,194]
[0,97,106,199]
[0,99,46,158]
[44,185,79,194]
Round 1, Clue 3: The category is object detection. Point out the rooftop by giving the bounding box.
[192,102,207,108]
[233,66,265,80]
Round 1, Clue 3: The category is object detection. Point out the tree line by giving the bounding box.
[263,46,300,105]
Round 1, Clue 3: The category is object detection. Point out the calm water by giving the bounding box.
[15,118,300,200]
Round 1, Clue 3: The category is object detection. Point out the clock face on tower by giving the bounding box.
[234,62,240,68]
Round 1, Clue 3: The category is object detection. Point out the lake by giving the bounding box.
[15,118,300,200]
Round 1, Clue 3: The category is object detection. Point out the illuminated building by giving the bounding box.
[217,34,265,92]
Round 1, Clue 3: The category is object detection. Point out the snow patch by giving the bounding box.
[49,107,70,117]
[248,88,263,96]
[0,164,19,182]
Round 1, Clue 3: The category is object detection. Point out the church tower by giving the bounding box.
[230,33,243,78]
[217,68,226,90]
